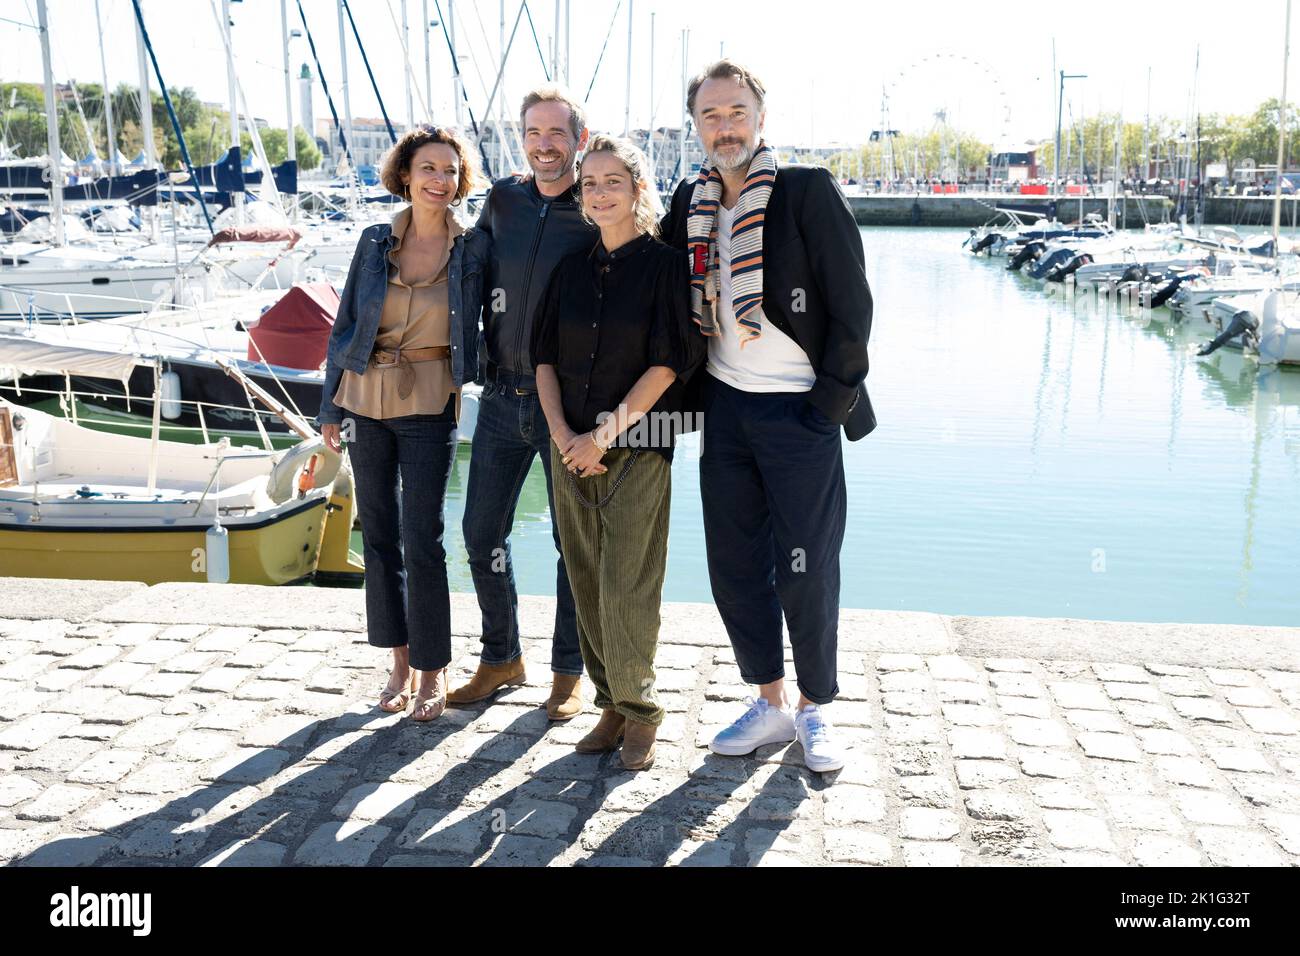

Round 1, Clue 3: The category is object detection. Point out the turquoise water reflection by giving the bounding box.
[380,226,1299,626]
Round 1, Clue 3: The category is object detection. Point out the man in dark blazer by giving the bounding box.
[660,59,875,773]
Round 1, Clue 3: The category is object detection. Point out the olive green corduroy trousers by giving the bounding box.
[549,444,670,726]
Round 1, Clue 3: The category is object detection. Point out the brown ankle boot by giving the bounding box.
[620,719,657,770]
[446,658,527,706]
[546,673,583,721]
[575,709,625,753]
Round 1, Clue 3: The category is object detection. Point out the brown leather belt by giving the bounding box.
[370,345,451,399]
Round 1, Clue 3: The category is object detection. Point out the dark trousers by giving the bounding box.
[461,373,582,675]
[700,374,846,704]
[348,409,456,672]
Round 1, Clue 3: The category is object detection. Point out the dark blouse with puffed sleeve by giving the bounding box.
[530,233,704,460]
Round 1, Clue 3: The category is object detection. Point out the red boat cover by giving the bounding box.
[246,283,338,370]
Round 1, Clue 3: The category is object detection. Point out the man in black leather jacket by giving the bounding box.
[450,88,598,720]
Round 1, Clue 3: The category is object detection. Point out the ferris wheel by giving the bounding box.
[878,52,1014,181]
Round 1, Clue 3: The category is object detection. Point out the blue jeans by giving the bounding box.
[347,409,457,672]
[461,374,582,675]
[700,374,846,704]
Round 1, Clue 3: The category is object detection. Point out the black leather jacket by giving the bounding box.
[474,174,598,385]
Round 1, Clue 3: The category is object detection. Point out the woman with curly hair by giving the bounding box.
[318,125,488,722]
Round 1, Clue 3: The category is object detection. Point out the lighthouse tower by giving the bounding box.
[298,64,315,145]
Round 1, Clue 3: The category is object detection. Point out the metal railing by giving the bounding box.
[0,285,318,429]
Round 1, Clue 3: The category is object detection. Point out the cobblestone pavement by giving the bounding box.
[1,602,1298,867]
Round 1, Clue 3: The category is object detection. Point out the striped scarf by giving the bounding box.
[687,140,776,346]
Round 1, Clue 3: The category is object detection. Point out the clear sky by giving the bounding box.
[1,0,1293,149]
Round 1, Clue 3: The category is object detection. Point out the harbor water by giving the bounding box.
[398,226,1299,626]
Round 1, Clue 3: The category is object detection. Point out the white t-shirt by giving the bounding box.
[706,201,817,393]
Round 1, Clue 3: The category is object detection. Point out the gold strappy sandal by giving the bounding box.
[411,668,447,722]
[379,671,415,713]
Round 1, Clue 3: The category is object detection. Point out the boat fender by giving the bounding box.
[267,438,342,504]
[160,371,182,420]
[206,523,230,583]
[297,454,319,499]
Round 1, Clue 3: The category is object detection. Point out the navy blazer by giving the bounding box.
[660,164,876,440]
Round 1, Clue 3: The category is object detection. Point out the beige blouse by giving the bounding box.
[333,205,461,420]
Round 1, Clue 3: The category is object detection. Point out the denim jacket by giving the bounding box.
[316,214,490,426]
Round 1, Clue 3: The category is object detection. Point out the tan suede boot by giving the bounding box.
[620,719,657,771]
[446,658,527,706]
[546,674,583,721]
[575,709,625,753]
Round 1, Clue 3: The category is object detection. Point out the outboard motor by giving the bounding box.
[971,232,999,255]
[1045,252,1094,282]
[1008,240,1045,272]
[1198,309,1260,356]
[1028,247,1074,280]
[1113,265,1152,309]
[1148,272,1190,309]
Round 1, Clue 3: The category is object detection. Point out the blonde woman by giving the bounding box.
[318,125,488,722]
[531,135,705,769]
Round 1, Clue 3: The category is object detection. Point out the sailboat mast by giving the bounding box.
[337,0,355,186]
[1274,0,1292,268]
[623,0,633,136]
[450,0,463,127]
[679,29,688,185]
[134,1,155,168]
[222,0,243,223]
[648,11,655,179]
[281,0,296,164]
[402,0,414,128]
[36,0,64,247]
[1110,114,1120,228]
[94,0,117,176]
[1143,67,1151,180]
[423,0,432,123]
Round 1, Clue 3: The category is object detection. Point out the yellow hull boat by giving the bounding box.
[0,397,362,586]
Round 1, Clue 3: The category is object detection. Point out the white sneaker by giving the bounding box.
[794,704,846,772]
[709,697,796,756]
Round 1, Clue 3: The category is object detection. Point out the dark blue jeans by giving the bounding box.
[347,408,456,672]
[461,374,582,675]
[699,374,846,704]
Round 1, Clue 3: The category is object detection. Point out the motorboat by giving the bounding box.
[0,342,362,586]
[1198,289,1300,365]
